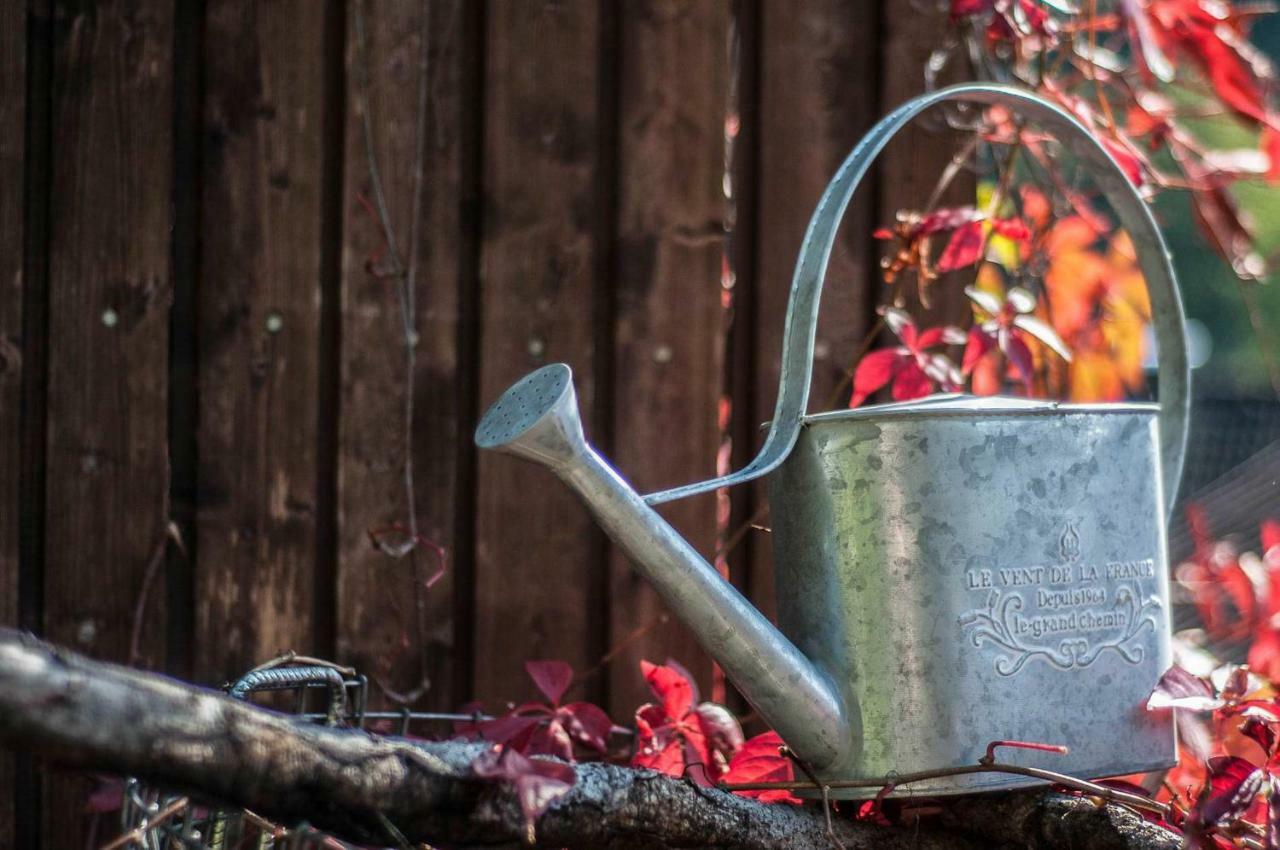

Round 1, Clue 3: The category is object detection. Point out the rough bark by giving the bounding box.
[0,629,1181,850]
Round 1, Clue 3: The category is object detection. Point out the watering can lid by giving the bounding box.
[800,393,1160,425]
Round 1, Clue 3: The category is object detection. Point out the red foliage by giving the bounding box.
[1192,756,1267,830]
[849,307,965,407]
[1177,509,1280,645]
[719,731,800,803]
[632,659,744,785]
[459,660,614,762]
[962,286,1071,392]
[471,744,577,834]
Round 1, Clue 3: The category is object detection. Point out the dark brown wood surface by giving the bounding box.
[195,0,332,683]
[0,0,23,843]
[335,0,477,712]
[607,0,734,714]
[473,0,609,707]
[0,2,983,844]
[878,1,974,326]
[39,1,175,845]
[746,0,882,624]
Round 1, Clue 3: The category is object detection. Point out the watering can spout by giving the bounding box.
[475,363,851,771]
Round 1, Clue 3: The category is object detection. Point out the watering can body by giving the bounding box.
[475,84,1189,797]
[770,398,1174,793]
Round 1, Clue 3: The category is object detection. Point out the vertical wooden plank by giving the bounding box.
[474,1,606,705]
[748,0,881,622]
[878,2,973,325]
[41,1,174,844]
[0,3,24,846]
[608,0,732,714]
[196,0,327,682]
[336,0,471,711]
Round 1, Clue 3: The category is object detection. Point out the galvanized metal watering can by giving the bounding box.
[475,84,1190,797]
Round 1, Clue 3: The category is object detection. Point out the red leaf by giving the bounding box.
[526,660,574,706]
[1262,520,1280,555]
[1204,34,1271,127]
[477,712,544,751]
[1188,171,1266,281]
[694,702,745,769]
[633,703,688,778]
[936,221,986,272]
[1225,561,1260,629]
[1003,332,1036,391]
[1264,127,1280,183]
[472,745,576,834]
[1241,716,1277,758]
[1249,629,1280,682]
[915,327,945,350]
[641,660,695,720]
[962,326,996,374]
[849,349,903,408]
[915,205,985,236]
[679,723,715,784]
[526,718,575,761]
[561,701,613,754]
[950,0,993,17]
[1101,136,1147,187]
[1195,756,1266,827]
[722,732,800,804]
[890,360,933,402]
[1148,666,1223,712]
[991,217,1031,240]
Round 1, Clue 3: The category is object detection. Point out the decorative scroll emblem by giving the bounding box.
[958,524,1161,676]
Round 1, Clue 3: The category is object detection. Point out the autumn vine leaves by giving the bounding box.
[850,0,1280,409]
[457,659,798,832]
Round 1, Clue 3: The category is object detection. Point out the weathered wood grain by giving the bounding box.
[41,1,174,844]
[336,0,476,712]
[608,0,734,714]
[196,0,329,682]
[747,0,882,623]
[0,1,24,844]
[474,0,608,706]
[878,1,973,325]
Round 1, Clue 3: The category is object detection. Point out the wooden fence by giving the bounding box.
[0,1,971,845]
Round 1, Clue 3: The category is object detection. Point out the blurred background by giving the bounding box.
[3,0,1280,847]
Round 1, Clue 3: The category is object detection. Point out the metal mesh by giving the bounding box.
[111,657,482,849]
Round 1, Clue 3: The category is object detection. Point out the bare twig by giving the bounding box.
[127,521,185,668]
[351,0,443,705]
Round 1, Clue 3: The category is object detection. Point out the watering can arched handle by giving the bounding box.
[644,82,1190,514]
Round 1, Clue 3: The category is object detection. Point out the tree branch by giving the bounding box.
[0,629,1179,850]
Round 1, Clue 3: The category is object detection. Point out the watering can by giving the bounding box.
[475,84,1189,796]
